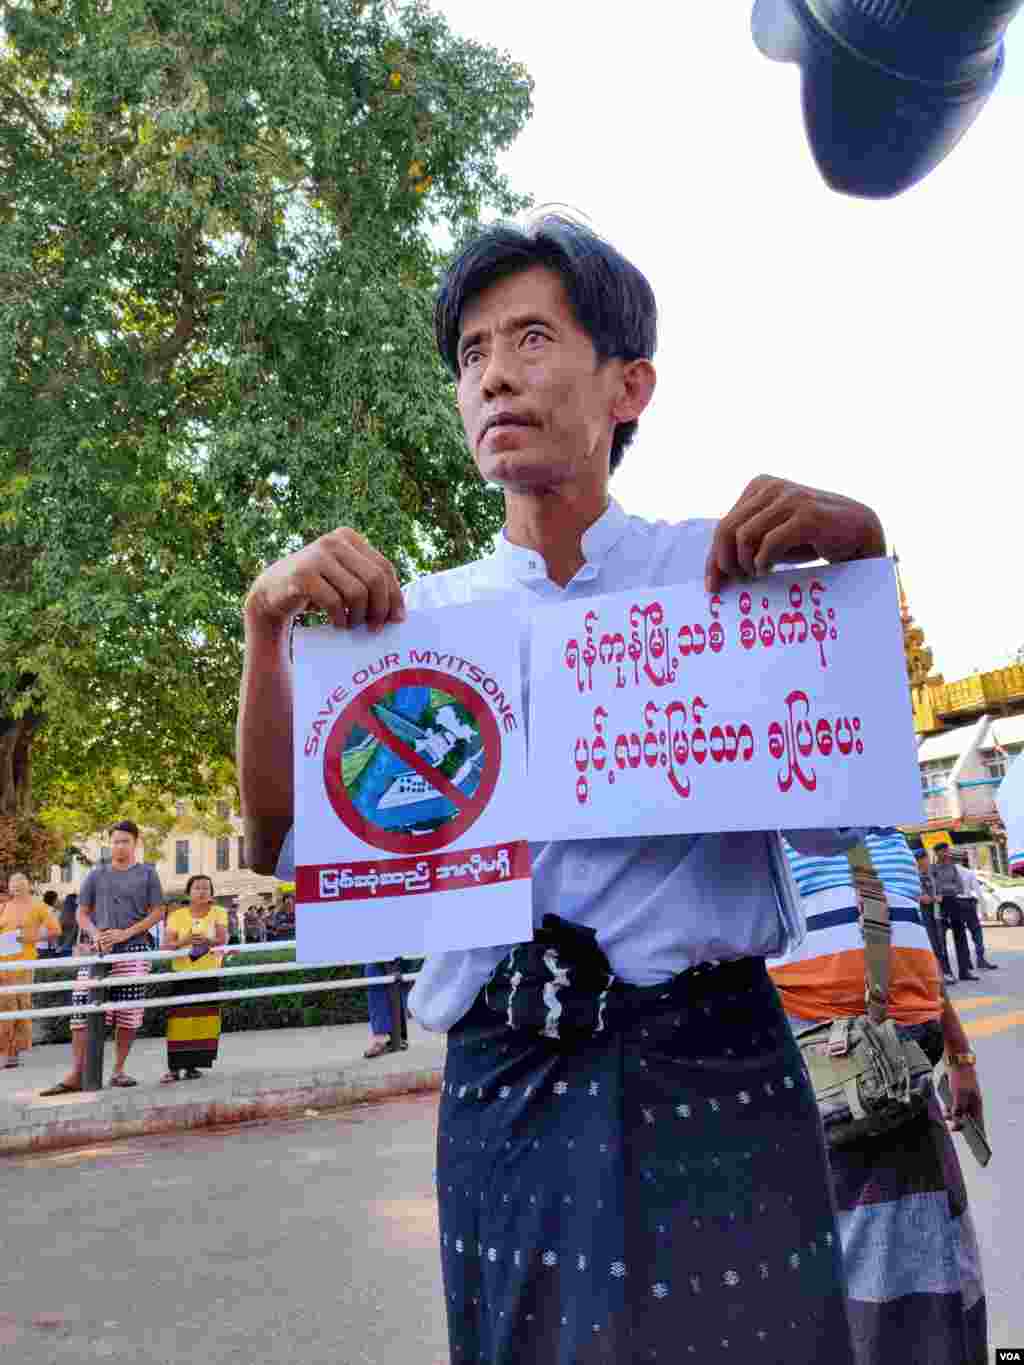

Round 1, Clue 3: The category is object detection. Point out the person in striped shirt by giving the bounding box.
[769,828,987,1365]
[772,828,941,1026]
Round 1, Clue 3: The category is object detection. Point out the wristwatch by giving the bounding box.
[945,1050,977,1068]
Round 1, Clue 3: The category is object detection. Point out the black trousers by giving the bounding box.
[941,896,973,979]
[958,898,987,964]
[919,903,952,975]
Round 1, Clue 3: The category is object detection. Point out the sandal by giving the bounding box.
[363,1038,392,1059]
[183,1068,203,1080]
[160,1072,181,1085]
[3,1058,19,1069]
[39,1081,81,1097]
[109,1073,138,1088]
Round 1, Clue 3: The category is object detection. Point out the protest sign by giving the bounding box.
[293,603,532,963]
[997,758,1024,875]
[527,558,923,840]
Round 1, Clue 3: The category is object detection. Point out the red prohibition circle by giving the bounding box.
[322,668,502,854]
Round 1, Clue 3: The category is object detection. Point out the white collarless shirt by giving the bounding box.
[278,498,855,1031]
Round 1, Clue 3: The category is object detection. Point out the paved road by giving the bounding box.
[949,927,1024,1361]
[2,928,1022,1365]
[1,1092,448,1365]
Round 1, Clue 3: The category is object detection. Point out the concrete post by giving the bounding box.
[387,958,407,1053]
[82,960,111,1091]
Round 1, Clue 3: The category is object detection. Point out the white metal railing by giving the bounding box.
[0,938,295,974]
[0,959,366,998]
[0,939,418,1022]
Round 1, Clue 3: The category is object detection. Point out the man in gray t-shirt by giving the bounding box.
[79,861,163,937]
[40,821,164,1096]
[933,845,976,983]
[916,849,953,982]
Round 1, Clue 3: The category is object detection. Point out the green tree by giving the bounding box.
[41,758,239,865]
[0,0,531,871]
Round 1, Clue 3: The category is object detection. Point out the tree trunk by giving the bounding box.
[0,706,59,879]
[0,709,38,819]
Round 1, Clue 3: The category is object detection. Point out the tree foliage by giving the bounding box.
[41,757,239,865]
[0,0,531,864]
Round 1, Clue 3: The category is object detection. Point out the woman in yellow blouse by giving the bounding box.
[161,874,228,1083]
[0,873,61,1067]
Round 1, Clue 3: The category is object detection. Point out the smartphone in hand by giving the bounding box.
[937,1073,992,1167]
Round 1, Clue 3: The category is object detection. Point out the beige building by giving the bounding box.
[37,807,282,907]
[898,569,1024,869]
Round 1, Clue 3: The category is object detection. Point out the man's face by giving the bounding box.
[938,846,951,863]
[110,831,137,867]
[455,266,628,494]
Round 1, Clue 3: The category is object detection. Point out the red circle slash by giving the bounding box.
[322,668,502,854]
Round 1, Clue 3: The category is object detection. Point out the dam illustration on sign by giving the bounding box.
[322,670,502,854]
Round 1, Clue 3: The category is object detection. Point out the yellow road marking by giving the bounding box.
[951,996,1008,1013]
[965,1010,1024,1039]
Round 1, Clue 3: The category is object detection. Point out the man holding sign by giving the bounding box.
[239,216,889,1364]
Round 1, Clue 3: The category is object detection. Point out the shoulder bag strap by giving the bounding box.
[767,832,807,954]
[846,842,891,1025]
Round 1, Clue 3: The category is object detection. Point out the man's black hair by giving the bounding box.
[186,874,214,896]
[110,819,140,840]
[42,890,59,906]
[434,214,657,474]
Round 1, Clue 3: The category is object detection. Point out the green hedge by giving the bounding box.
[36,953,421,1045]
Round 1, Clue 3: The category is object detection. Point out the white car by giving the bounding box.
[976,872,1024,928]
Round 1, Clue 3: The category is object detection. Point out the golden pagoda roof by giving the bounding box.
[895,554,943,690]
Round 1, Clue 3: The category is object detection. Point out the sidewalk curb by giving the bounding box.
[0,1063,443,1158]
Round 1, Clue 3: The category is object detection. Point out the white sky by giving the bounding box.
[436,2,1022,682]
